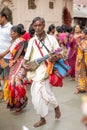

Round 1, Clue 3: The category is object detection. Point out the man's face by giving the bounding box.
[0,15,5,26]
[33,20,45,35]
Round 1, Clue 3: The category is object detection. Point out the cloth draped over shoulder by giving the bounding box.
[9,37,27,80]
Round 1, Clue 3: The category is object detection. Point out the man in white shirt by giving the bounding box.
[23,17,61,127]
[0,7,12,99]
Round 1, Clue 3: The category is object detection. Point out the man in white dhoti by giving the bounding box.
[23,17,61,127]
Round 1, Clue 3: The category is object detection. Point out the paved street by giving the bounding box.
[0,77,85,130]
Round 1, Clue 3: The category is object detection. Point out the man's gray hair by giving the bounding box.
[32,17,45,25]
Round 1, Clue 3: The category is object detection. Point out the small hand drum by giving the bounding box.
[25,60,39,71]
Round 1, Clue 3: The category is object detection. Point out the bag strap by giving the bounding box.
[39,40,50,53]
[35,39,44,57]
[35,39,48,66]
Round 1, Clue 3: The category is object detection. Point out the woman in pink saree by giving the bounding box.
[67,25,82,80]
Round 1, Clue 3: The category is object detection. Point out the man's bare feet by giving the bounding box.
[54,106,61,119]
[34,117,46,128]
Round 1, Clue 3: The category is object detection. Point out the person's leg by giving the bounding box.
[3,60,10,101]
[45,79,61,119]
[31,81,48,127]
[0,69,4,100]
[0,84,4,100]
[1,79,5,87]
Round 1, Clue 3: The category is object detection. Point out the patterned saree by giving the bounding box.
[4,37,28,112]
[76,40,87,92]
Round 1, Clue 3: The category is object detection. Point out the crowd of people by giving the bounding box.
[0,7,87,128]
[47,23,87,94]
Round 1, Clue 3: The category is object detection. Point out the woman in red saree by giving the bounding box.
[2,25,28,112]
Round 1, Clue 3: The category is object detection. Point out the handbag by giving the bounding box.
[54,59,71,78]
[49,72,63,87]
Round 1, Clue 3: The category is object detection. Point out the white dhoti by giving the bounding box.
[31,79,58,117]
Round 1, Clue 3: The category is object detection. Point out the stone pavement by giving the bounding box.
[0,77,86,130]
